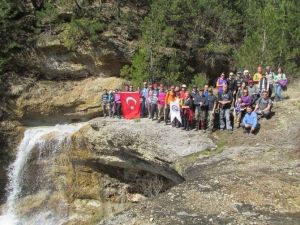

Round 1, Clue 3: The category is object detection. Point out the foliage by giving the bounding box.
[59,18,106,50]
[125,0,243,86]
[234,0,300,74]
[190,73,208,89]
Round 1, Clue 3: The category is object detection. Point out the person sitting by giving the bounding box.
[241,106,258,134]
[233,98,243,128]
[254,91,272,119]
[241,89,252,107]
[247,80,259,105]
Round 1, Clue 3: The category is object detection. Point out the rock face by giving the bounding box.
[4,116,216,224]
[12,77,124,124]
[98,84,300,225]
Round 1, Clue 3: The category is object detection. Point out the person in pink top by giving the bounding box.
[157,84,167,123]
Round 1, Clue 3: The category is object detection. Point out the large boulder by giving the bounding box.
[13,77,124,124]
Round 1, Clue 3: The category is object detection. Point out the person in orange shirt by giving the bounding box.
[164,86,176,125]
[253,66,263,85]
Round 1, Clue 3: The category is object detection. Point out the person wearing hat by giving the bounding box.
[180,84,187,100]
[206,87,218,132]
[191,85,198,98]
[243,70,251,85]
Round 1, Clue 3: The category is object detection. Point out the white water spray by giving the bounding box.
[0,123,84,225]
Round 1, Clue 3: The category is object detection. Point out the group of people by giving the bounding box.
[101,65,287,134]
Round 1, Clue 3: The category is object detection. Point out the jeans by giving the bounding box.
[274,84,282,100]
[141,97,147,117]
[150,103,158,119]
[219,108,232,130]
[115,103,121,118]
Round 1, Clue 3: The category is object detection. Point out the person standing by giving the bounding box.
[273,67,287,101]
[193,88,208,132]
[157,84,166,123]
[265,66,274,97]
[206,88,217,132]
[114,89,122,119]
[108,89,114,117]
[253,66,263,86]
[140,82,149,117]
[182,92,193,131]
[227,72,237,106]
[218,84,233,132]
[258,73,270,94]
[150,86,159,120]
[216,73,227,94]
[243,70,251,85]
[101,89,109,117]
[164,86,176,125]
[204,84,209,97]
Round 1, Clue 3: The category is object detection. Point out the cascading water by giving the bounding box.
[0,123,85,225]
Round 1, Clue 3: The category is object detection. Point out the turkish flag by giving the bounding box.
[119,92,141,119]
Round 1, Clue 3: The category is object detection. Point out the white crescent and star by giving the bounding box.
[126,97,137,110]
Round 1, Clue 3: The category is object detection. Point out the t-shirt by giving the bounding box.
[218,91,233,109]
[253,73,262,83]
[216,78,227,93]
[258,97,272,110]
[151,90,159,104]
[158,91,166,105]
[207,94,217,111]
[102,93,109,103]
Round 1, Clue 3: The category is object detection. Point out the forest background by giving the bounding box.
[1,0,299,87]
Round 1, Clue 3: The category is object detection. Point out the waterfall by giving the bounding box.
[0,123,85,225]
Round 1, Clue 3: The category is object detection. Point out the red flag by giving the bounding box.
[119,92,141,119]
